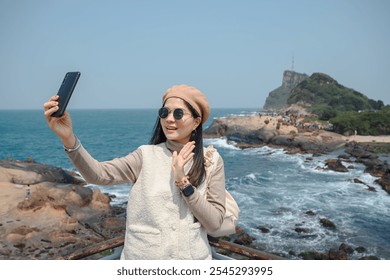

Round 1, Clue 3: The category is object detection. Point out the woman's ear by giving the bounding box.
[194,117,201,130]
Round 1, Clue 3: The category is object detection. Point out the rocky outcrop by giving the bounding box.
[254,211,379,260]
[324,159,349,172]
[263,70,309,111]
[344,142,390,194]
[298,243,378,260]
[376,173,390,194]
[0,158,86,186]
[204,115,345,153]
[0,159,126,259]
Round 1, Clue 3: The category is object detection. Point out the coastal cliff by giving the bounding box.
[263,70,309,111]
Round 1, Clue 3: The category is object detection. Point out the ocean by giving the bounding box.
[1,109,389,259]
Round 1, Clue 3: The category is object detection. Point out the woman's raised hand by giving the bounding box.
[172,141,195,182]
[43,95,76,148]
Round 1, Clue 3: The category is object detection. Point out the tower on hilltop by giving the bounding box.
[291,52,295,71]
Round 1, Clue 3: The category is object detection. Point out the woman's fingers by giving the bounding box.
[172,151,178,166]
[172,141,195,165]
[43,96,59,108]
[43,96,60,118]
[173,142,196,163]
[44,105,58,116]
[43,96,72,133]
[43,101,58,110]
[172,141,198,183]
[180,141,195,159]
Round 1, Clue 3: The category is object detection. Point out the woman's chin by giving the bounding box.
[165,134,178,141]
[165,135,189,144]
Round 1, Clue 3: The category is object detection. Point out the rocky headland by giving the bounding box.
[263,70,309,111]
[204,113,345,153]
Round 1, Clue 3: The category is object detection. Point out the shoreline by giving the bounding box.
[203,115,390,154]
[1,140,388,259]
[342,135,390,144]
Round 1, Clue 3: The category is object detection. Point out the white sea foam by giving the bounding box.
[88,183,130,205]
[239,146,286,158]
[216,110,260,119]
[203,137,240,150]
[224,144,390,259]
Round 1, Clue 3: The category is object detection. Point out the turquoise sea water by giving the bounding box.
[1,109,389,259]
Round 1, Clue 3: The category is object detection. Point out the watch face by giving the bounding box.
[183,184,194,197]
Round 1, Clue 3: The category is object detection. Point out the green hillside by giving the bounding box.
[287,73,388,135]
[288,73,384,116]
[330,106,390,136]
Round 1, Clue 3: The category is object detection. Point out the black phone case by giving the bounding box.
[51,71,80,117]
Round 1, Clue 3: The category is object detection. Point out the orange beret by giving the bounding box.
[162,84,210,124]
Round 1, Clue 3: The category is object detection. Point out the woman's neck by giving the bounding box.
[165,139,184,153]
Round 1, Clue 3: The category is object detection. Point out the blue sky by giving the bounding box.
[0,0,389,110]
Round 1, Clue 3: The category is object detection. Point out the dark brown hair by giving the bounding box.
[149,100,206,187]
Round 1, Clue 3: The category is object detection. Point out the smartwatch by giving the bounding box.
[182,184,194,197]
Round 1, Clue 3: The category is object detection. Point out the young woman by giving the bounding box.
[43,84,226,259]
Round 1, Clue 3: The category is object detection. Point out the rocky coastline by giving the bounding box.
[204,115,390,195]
[1,115,389,259]
[203,114,346,153]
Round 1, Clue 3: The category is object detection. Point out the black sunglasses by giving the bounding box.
[158,107,191,120]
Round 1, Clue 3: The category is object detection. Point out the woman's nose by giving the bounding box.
[165,111,176,122]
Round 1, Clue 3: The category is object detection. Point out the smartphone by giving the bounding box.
[51,71,80,117]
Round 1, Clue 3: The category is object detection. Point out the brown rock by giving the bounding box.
[0,162,126,260]
[376,172,390,194]
[0,158,86,185]
[319,218,336,229]
[329,247,348,260]
[325,159,348,172]
[233,232,255,246]
[257,226,270,233]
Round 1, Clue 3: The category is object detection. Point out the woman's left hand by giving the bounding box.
[172,141,195,182]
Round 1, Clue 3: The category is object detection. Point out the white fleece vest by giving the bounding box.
[120,143,212,260]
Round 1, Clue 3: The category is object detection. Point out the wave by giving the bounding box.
[240,145,286,156]
[203,137,241,150]
[223,147,390,259]
[87,183,130,206]
[215,110,261,118]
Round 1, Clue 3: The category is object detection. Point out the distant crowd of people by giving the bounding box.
[258,111,334,131]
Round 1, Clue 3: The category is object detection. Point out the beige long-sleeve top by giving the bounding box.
[66,139,226,233]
